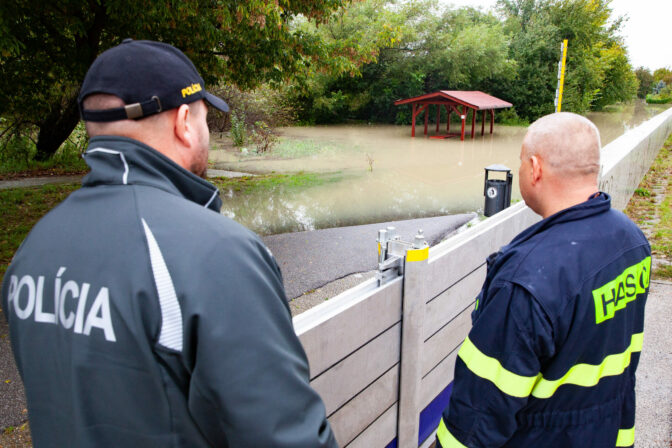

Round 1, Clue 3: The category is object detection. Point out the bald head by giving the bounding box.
[518,112,602,218]
[522,112,601,179]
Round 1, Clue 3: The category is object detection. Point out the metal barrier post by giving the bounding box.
[397,231,429,448]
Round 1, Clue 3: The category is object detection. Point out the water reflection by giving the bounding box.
[211,102,670,235]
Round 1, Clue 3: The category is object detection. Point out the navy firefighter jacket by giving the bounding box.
[437,193,650,448]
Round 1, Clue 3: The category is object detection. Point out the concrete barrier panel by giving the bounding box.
[293,108,672,448]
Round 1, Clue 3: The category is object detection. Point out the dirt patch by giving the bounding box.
[0,167,88,181]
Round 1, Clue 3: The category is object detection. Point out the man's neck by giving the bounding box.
[540,186,599,219]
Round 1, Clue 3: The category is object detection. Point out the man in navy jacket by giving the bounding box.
[2,39,336,447]
[436,112,650,447]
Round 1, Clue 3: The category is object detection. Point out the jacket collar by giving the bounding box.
[504,192,611,254]
[82,135,222,212]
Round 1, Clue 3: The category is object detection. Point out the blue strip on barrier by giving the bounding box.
[382,381,454,448]
[418,382,453,445]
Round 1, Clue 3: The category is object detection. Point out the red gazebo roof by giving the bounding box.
[394,91,512,111]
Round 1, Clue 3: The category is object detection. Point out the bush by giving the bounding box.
[207,84,297,133]
[646,94,672,104]
[229,111,248,147]
[251,121,278,153]
[496,108,529,126]
[0,119,88,174]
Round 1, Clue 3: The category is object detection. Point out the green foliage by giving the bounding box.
[0,122,88,175]
[653,67,672,85]
[207,84,298,133]
[289,0,640,125]
[634,188,651,197]
[0,0,352,161]
[645,94,672,104]
[293,0,514,124]
[0,183,80,281]
[496,0,637,118]
[210,172,342,194]
[496,108,529,126]
[635,67,654,99]
[229,111,248,147]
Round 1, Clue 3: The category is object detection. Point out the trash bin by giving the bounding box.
[484,164,512,217]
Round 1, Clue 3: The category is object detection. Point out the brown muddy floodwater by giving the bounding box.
[209,101,670,236]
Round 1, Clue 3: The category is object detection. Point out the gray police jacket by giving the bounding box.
[2,136,337,447]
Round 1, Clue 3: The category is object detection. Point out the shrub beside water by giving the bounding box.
[229,111,248,147]
[646,94,672,104]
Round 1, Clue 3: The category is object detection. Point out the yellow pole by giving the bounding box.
[556,39,568,112]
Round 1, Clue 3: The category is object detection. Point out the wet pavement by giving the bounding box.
[263,213,476,300]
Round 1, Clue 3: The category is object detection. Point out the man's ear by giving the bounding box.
[174,104,192,147]
[530,154,543,185]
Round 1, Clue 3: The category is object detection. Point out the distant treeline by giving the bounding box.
[281,0,655,125]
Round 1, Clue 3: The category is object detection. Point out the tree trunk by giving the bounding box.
[34,95,82,161]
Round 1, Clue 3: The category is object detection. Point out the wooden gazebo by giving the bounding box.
[394,91,513,141]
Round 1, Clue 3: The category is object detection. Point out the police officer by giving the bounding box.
[2,39,337,447]
[435,112,650,447]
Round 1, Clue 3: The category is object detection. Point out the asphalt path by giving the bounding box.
[263,213,476,300]
[0,312,27,430]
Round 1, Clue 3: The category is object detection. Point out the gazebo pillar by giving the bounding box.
[471,108,476,139]
[412,103,417,137]
[446,105,451,132]
[424,104,429,135]
[481,110,486,136]
[460,106,466,141]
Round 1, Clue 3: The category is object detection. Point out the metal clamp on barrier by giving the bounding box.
[376,227,428,286]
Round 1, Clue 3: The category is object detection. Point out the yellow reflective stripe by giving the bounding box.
[459,333,643,400]
[406,246,429,262]
[531,333,643,399]
[436,419,467,448]
[458,337,541,398]
[615,427,635,447]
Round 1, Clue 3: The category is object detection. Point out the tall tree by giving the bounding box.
[294,0,513,124]
[497,0,637,119]
[634,67,654,99]
[653,67,672,85]
[0,0,350,160]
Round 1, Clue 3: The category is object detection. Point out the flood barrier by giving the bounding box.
[292,107,672,448]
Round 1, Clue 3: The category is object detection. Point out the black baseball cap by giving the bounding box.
[78,39,229,122]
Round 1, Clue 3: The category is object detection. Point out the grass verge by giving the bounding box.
[210,171,343,194]
[0,184,80,283]
[0,123,89,180]
[624,135,672,280]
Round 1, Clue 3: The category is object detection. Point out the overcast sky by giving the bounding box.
[441,0,671,71]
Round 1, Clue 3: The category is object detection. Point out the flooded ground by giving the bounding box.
[210,101,670,235]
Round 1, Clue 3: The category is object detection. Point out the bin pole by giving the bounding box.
[506,172,513,208]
